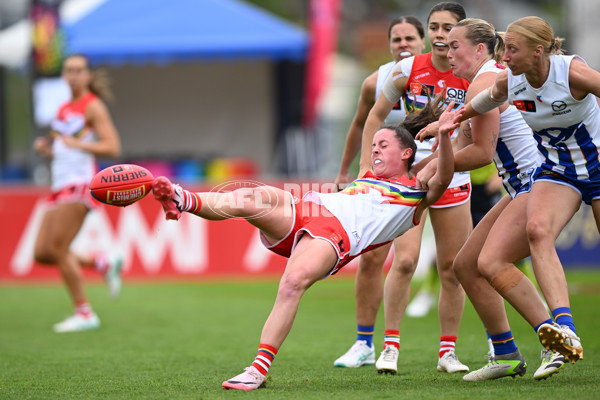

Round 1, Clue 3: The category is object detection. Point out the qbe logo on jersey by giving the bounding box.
[445,87,467,104]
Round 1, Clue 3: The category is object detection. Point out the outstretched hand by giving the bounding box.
[429,101,462,152]
[439,101,462,132]
[415,121,440,142]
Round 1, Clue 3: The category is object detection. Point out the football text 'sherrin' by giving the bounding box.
[101,170,148,183]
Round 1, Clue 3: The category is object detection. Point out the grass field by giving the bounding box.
[1,270,599,399]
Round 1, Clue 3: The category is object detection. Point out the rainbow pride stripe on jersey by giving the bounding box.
[341,178,426,206]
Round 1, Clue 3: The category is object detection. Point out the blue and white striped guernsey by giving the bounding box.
[474,60,540,198]
[507,55,600,181]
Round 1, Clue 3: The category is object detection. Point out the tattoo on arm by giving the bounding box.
[490,132,498,148]
[462,124,472,140]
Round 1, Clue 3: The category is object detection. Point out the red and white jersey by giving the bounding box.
[49,92,98,192]
[386,53,471,187]
[305,172,427,258]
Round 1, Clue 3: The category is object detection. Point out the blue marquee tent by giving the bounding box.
[65,0,308,66]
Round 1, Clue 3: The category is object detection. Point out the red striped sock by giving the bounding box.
[75,300,92,317]
[384,330,400,350]
[182,190,202,215]
[439,336,457,358]
[251,344,278,376]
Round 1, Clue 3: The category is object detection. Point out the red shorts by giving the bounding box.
[399,176,471,208]
[47,183,96,209]
[260,196,352,277]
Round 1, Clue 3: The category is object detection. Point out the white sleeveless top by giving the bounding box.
[507,55,600,181]
[50,95,98,192]
[474,60,540,197]
[306,173,426,257]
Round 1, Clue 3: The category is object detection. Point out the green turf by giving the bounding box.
[1,270,599,399]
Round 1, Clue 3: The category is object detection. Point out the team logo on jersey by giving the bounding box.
[409,83,434,96]
[513,100,536,112]
[536,96,543,102]
[437,80,445,89]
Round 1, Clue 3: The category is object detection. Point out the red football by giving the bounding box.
[90,164,154,207]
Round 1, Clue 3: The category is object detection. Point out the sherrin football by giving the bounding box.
[90,164,154,207]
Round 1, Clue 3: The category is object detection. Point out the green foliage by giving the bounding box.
[0,270,599,399]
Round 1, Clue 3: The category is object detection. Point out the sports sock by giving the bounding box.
[383,329,400,350]
[534,318,554,333]
[180,190,202,215]
[251,344,278,376]
[489,331,518,356]
[439,336,457,358]
[552,307,576,333]
[357,324,375,347]
[74,300,92,317]
[93,253,109,274]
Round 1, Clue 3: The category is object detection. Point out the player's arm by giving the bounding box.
[65,99,121,157]
[415,102,457,217]
[568,57,600,100]
[452,72,500,171]
[457,70,509,124]
[33,135,53,159]
[359,63,408,174]
[336,71,377,188]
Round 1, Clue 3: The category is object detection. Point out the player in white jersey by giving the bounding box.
[151,98,459,391]
[448,16,600,366]
[333,16,429,370]
[417,18,566,381]
[32,55,122,333]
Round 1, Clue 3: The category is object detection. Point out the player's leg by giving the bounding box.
[374,222,425,374]
[525,181,583,362]
[75,251,124,299]
[153,177,295,243]
[334,242,390,368]
[457,195,527,381]
[34,202,99,332]
[223,235,338,391]
[429,202,471,373]
[454,195,511,335]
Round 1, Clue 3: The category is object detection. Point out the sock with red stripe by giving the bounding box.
[180,190,203,215]
[251,344,278,376]
[383,330,400,350]
[552,307,576,334]
[439,336,457,358]
[490,331,518,356]
[74,300,92,318]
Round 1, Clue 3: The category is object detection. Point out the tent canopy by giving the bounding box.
[66,0,308,66]
[0,0,308,68]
